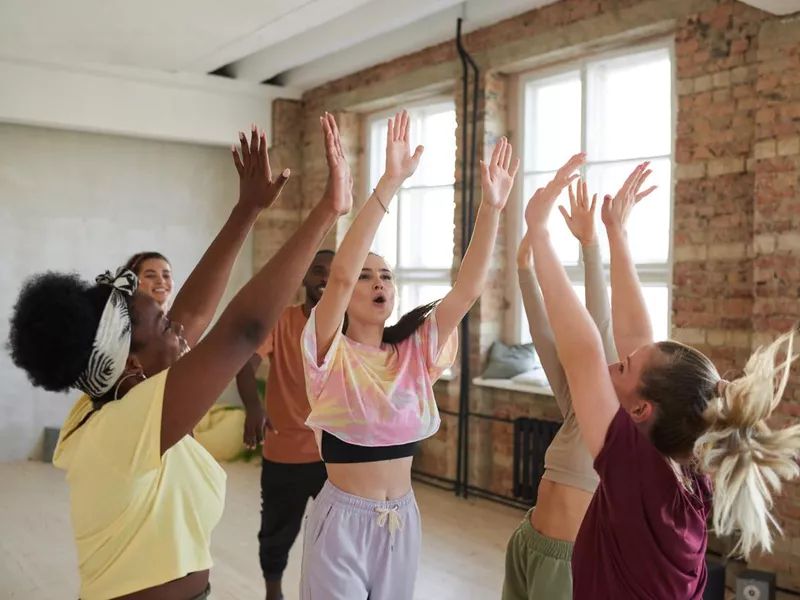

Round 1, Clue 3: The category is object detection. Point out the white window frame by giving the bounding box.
[513,39,676,345]
[364,98,457,323]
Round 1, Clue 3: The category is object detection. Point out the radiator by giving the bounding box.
[512,417,561,503]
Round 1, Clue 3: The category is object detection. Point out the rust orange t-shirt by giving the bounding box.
[256,304,320,464]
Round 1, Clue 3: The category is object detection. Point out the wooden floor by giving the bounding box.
[0,460,525,600]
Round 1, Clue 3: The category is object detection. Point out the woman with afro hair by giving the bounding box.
[7,115,352,600]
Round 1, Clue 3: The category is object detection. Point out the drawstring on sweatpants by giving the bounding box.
[375,505,403,550]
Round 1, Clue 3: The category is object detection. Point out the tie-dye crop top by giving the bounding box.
[301,306,458,448]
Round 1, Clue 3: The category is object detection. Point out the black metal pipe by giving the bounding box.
[454,17,470,498]
[459,19,480,500]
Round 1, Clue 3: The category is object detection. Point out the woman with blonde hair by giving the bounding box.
[503,177,617,599]
[523,155,800,599]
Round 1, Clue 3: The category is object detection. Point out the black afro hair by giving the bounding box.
[7,272,111,393]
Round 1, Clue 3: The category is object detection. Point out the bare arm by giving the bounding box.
[436,138,519,349]
[160,116,350,453]
[516,232,570,405]
[559,179,617,363]
[237,353,268,449]
[583,243,617,363]
[314,110,422,362]
[525,156,619,458]
[169,127,288,348]
[601,163,658,360]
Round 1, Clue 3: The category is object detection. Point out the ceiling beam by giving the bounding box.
[0,58,301,147]
[185,0,375,75]
[229,0,466,83]
[279,0,559,92]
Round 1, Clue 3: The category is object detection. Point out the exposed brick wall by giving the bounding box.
[255,0,800,590]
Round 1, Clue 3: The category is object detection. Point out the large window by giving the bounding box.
[518,45,673,344]
[367,102,457,323]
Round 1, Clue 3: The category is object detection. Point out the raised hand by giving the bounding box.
[517,229,534,269]
[385,110,424,181]
[480,137,520,210]
[232,124,290,211]
[560,179,598,245]
[601,162,657,233]
[525,153,585,231]
[321,112,353,216]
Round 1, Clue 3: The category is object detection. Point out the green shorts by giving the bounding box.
[501,509,573,600]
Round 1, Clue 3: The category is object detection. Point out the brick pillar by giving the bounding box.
[748,15,800,589]
[300,104,362,250]
[672,1,762,376]
[253,99,304,274]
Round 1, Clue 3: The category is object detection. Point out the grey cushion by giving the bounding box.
[481,341,538,379]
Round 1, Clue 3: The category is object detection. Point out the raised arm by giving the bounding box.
[168,127,288,349]
[525,154,619,458]
[560,180,617,363]
[517,231,570,404]
[313,110,423,361]
[602,163,657,360]
[436,138,519,348]
[160,115,351,453]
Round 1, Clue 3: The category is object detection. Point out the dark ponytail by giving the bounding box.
[342,300,440,346]
[383,300,440,345]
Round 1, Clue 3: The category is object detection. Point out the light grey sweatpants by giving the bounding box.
[300,480,421,600]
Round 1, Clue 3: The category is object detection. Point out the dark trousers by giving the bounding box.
[259,457,328,581]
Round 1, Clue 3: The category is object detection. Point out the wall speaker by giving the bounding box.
[736,570,776,600]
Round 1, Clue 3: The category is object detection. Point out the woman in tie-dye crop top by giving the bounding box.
[298,110,520,600]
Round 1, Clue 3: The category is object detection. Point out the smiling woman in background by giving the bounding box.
[124,252,174,311]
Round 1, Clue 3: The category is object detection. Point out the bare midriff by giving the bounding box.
[326,456,414,501]
[530,479,594,543]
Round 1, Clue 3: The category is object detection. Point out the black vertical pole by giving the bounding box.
[455,17,479,499]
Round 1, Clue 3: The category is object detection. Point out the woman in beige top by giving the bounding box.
[502,180,616,600]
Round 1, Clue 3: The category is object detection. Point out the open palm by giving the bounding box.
[321,112,353,216]
[601,161,657,232]
[481,137,519,210]
[559,179,598,245]
[525,153,585,230]
[232,125,289,211]
[385,110,424,181]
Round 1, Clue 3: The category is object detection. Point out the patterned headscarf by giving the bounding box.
[73,268,138,398]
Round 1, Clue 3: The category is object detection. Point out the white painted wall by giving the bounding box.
[0,124,252,462]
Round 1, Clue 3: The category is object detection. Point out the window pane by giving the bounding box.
[398,187,455,269]
[409,108,457,188]
[524,72,582,172]
[398,283,452,320]
[369,119,389,189]
[522,172,579,265]
[519,283,670,352]
[371,207,398,267]
[586,158,671,264]
[587,49,672,161]
[638,285,670,342]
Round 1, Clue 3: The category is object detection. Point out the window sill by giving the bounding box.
[471,377,554,397]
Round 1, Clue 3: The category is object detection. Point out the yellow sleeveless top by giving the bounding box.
[53,369,226,600]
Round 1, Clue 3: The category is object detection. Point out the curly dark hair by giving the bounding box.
[7,272,114,393]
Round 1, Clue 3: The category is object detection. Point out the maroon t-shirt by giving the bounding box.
[572,407,712,599]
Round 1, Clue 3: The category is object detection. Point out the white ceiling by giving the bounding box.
[0,0,558,91]
[1,0,796,145]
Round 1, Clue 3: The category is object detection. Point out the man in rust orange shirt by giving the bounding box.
[237,249,333,600]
